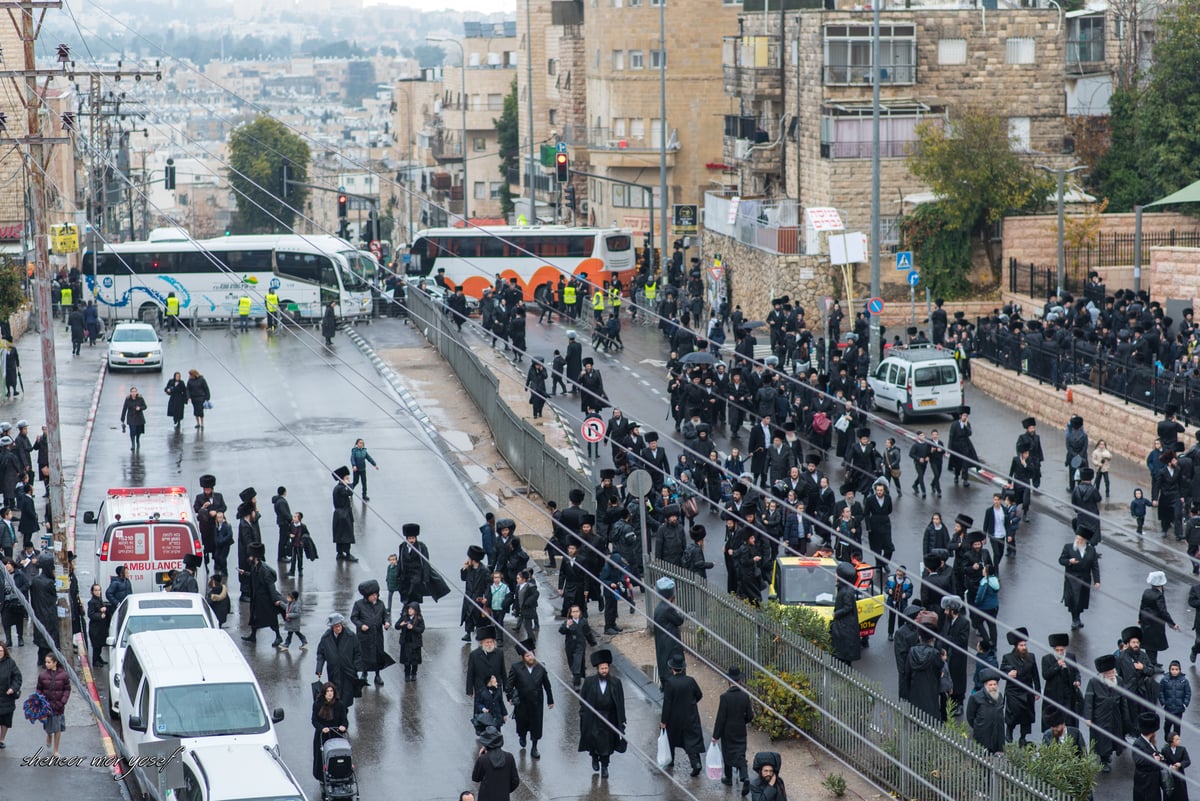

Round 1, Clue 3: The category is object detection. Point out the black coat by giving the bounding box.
[321,304,338,339]
[565,340,583,383]
[397,542,431,601]
[941,614,971,697]
[830,585,862,663]
[0,654,20,717]
[395,611,425,665]
[1059,542,1100,613]
[653,600,686,682]
[350,597,391,671]
[331,482,354,544]
[1000,650,1041,727]
[662,672,705,754]
[713,685,753,765]
[247,561,282,629]
[466,646,507,696]
[893,623,920,701]
[1139,587,1176,653]
[315,628,363,708]
[311,697,349,780]
[907,642,943,720]
[30,560,58,650]
[578,673,626,756]
[120,395,147,428]
[507,660,554,740]
[560,617,597,677]
[1083,676,1130,760]
[472,749,520,801]
[947,420,978,472]
[462,563,490,626]
[1041,652,1082,725]
[578,368,608,413]
[164,378,188,421]
[966,689,1007,753]
[1132,735,1166,801]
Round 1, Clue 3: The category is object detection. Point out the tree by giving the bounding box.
[907,108,1053,281]
[1098,0,1200,211]
[227,116,311,234]
[495,77,519,217]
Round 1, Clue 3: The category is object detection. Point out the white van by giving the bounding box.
[868,345,964,423]
[105,593,218,718]
[119,629,284,754]
[175,744,307,801]
[84,486,205,594]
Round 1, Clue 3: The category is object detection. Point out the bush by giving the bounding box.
[760,600,832,652]
[822,773,847,797]
[1003,739,1101,801]
[0,259,24,321]
[747,668,818,740]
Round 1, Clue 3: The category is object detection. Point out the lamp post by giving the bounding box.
[657,0,668,269]
[1036,164,1086,296]
[868,0,881,370]
[428,37,468,221]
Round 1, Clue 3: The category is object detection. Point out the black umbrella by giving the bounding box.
[741,320,766,329]
[680,351,717,365]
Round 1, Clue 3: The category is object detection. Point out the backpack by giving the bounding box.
[811,412,832,435]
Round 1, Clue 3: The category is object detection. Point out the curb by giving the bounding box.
[66,357,108,553]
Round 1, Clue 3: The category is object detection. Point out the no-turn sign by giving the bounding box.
[581,417,606,443]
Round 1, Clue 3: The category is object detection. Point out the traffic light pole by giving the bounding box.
[285,180,379,241]
[569,168,654,268]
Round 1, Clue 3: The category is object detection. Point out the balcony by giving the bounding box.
[821,139,917,159]
[822,62,916,85]
[430,135,463,163]
[703,192,805,256]
[1066,38,1106,74]
[722,36,783,100]
[586,127,677,169]
[723,115,782,174]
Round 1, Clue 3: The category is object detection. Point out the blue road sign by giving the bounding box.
[867,297,885,315]
[895,250,913,271]
[557,142,567,153]
[907,270,920,287]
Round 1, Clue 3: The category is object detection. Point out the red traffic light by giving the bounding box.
[337,193,348,218]
[555,152,568,182]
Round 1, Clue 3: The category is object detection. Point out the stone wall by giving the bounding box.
[971,359,1156,464]
[1145,247,1200,308]
[705,229,837,321]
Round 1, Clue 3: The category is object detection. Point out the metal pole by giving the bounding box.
[458,44,468,222]
[1055,168,1065,296]
[1133,204,1143,294]
[658,0,668,271]
[910,285,915,327]
[868,0,881,370]
[525,0,535,221]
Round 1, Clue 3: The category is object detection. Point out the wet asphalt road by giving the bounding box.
[71,320,717,801]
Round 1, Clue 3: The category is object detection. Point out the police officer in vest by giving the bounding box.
[592,282,606,324]
[643,275,657,320]
[608,282,622,319]
[165,291,180,332]
[563,281,577,321]
[264,288,280,333]
[60,284,73,320]
[237,293,252,332]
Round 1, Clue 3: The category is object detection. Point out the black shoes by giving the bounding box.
[592,756,600,772]
[530,745,540,759]
[601,764,609,778]
[519,735,527,748]
[241,635,256,643]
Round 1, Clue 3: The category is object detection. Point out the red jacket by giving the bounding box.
[37,666,70,715]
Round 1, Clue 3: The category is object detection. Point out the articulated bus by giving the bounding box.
[84,231,374,323]
[405,225,635,300]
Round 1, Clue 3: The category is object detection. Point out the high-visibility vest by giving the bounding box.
[644,281,657,301]
[238,296,251,316]
[592,291,604,311]
[609,286,621,307]
[563,285,577,305]
[165,296,179,317]
[60,287,72,307]
[265,292,279,313]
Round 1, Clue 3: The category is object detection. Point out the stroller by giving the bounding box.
[320,736,359,801]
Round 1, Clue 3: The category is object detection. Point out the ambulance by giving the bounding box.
[83,486,204,593]
[768,555,886,640]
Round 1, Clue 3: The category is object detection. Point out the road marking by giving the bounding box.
[650,388,661,395]
[639,380,651,387]
[640,358,667,368]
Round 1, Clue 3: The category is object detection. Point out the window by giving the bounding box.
[548,109,557,125]
[650,49,666,68]
[824,25,916,84]
[612,50,625,70]
[630,0,641,6]
[595,49,600,68]
[473,136,487,152]
[820,106,931,159]
[914,365,959,387]
[474,181,487,200]
[277,252,338,287]
[937,38,966,65]
[629,50,644,69]
[489,182,503,199]
[153,683,269,738]
[120,614,210,647]
[506,51,519,67]
[1006,37,1036,64]
[547,58,557,76]
[612,185,651,208]
[723,0,741,5]
[650,118,664,148]
[630,118,645,141]
[487,93,504,110]
[649,0,664,5]
[1008,116,1031,152]
[880,215,901,246]
[613,118,627,137]
[1068,16,1105,64]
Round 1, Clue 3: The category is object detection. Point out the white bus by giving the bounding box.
[83,232,374,323]
[406,225,635,300]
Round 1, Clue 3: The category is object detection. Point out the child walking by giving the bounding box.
[281,590,307,649]
[385,553,402,618]
[396,601,425,682]
[489,571,511,632]
[1131,488,1151,536]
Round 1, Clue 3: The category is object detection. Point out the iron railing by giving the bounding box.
[644,558,1069,801]
[1065,230,1200,271]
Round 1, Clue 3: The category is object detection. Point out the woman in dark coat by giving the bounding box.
[472,727,520,801]
[311,682,349,781]
[185,369,210,429]
[331,467,356,561]
[322,300,338,346]
[396,601,425,681]
[524,358,548,419]
[830,562,862,665]
[119,387,147,450]
[0,641,21,747]
[350,579,392,686]
[85,583,110,666]
[163,372,188,430]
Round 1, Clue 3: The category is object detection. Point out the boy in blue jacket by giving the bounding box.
[1159,660,1191,740]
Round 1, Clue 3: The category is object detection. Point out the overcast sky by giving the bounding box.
[363,0,516,12]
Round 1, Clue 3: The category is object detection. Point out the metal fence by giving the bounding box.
[406,286,594,510]
[644,558,1069,801]
[1066,230,1200,272]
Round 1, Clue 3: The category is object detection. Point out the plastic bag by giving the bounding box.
[656,729,672,768]
[706,741,724,780]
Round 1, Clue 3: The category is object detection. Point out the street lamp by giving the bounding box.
[1036,164,1086,296]
[428,36,468,221]
[657,0,668,267]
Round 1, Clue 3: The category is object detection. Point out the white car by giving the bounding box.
[107,322,164,371]
[105,592,218,718]
[178,744,308,801]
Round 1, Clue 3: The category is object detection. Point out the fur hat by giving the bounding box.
[475,626,498,642]
[403,523,420,538]
[581,514,596,527]
[1048,633,1070,648]
[327,612,346,627]
[959,406,971,416]
[239,487,256,503]
[1121,626,1143,643]
[1094,654,1116,673]
[922,552,944,571]
[467,545,486,562]
[199,474,217,489]
[333,466,351,480]
[806,453,821,467]
[940,595,965,612]
[569,488,586,504]
[1138,712,1161,735]
[1043,708,1065,728]
[235,501,255,520]
[496,518,515,533]
[690,524,706,542]
[358,579,381,597]
[968,530,986,544]
[733,482,749,496]
[856,427,871,439]
[663,503,681,518]
[247,542,266,558]
[1021,417,1036,429]
[645,432,659,444]
[667,652,686,672]
[182,553,202,571]
[1079,468,1095,482]
[954,514,974,529]
[980,668,1005,684]
[600,468,616,480]
[655,576,676,594]
[1005,627,1029,646]
[582,357,594,366]
[591,648,613,667]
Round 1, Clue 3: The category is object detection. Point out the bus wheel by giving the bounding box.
[138,303,159,328]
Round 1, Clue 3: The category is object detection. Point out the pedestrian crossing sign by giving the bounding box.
[895,251,913,271]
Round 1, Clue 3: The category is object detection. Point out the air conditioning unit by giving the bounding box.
[735,139,752,160]
[579,200,590,214]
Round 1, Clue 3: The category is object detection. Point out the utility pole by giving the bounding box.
[868,0,881,369]
[1036,163,1086,297]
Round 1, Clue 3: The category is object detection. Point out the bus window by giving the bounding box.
[480,236,505,259]
[569,236,595,257]
[224,250,273,272]
[605,234,632,252]
[409,238,429,275]
[319,259,339,289]
[276,252,322,284]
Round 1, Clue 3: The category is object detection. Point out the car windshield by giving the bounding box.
[121,614,209,647]
[777,564,836,605]
[113,328,158,343]
[154,682,268,737]
[913,365,959,387]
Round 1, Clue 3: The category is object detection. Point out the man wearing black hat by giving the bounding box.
[1155,447,1184,541]
[930,298,948,346]
[966,669,1006,754]
[1159,406,1186,453]
[1070,468,1103,542]
[907,618,944,721]
[638,433,670,492]
[947,407,978,487]
[1084,653,1127,771]
[893,603,923,702]
[331,467,357,562]
[1040,708,1086,754]
[920,550,954,621]
[397,524,431,606]
[1059,531,1101,631]
[1008,445,1037,518]
[193,474,226,570]
[1000,627,1040,746]
[847,428,881,495]
[235,488,261,602]
[578,649,626,778]
[661,652,705,775]
[171,553,202,594]
[1015,417,1044,492]
[466,626,506,699]
[240,541,284,647]
[506,646,554,757]
[462,546,490,642]
[1119,626,1159,718]
[712,666,753,792]
[1133,712,1168,800]
[831,562,863,666]
[1041,633,1082,726]
[908,431,931,498]
[578,358,608,415]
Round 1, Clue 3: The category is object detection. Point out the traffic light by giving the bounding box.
[164,158,176,191]
[564,184,576,211]
[555,152,568,183]
[338,219,350,240]
[337,193,348,219]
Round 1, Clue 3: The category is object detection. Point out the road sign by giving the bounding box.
[581,418,606,443]
[709,266,724,282]
[369,240,381,256]
[867,297,885,315]
[907,270,920,287]
[557,141,567,153]
[626,469,654,498]
[50,223,78,254]
[895,251,913,271]
[672,204,698,236]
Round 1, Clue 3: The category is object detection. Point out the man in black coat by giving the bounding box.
[272,487,292,562]
[578,649,626,778]
[192,474,226,570]
[893,603,922,701]
[1014,417,1044,491]
[397,524,431,606]
[240,542,284,647]
[506,646,554,758]
[1119,626,1160,719]
[1040,708,1087,754]
[1041,632,1082,726]
[1084,653,1129,771]
[846,428,881,495]
[1059,532,1101,630]
[557,543,589,618]
[235,489,261,602]
[653,578,686,690]
[966,670,1007,754]
[578,358,608,414]
[830,562,862,665]
[565,332,583,394]
[1131,711,1167,801]
[863,482,894,566]
[907,624,944,721]
[462,545,490,642]
[315,613,363,708]
[331,467,357,562]
[1000,627,1041,746]
[947,407,978,487]
[466,626,507,699]
[170,553,201,594]
[940,596,971,713]
[660,653,705,775]
[712,666,754,793]
[638,434,671,492]
[1071,468,1103,542]
[29,553,58,665]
